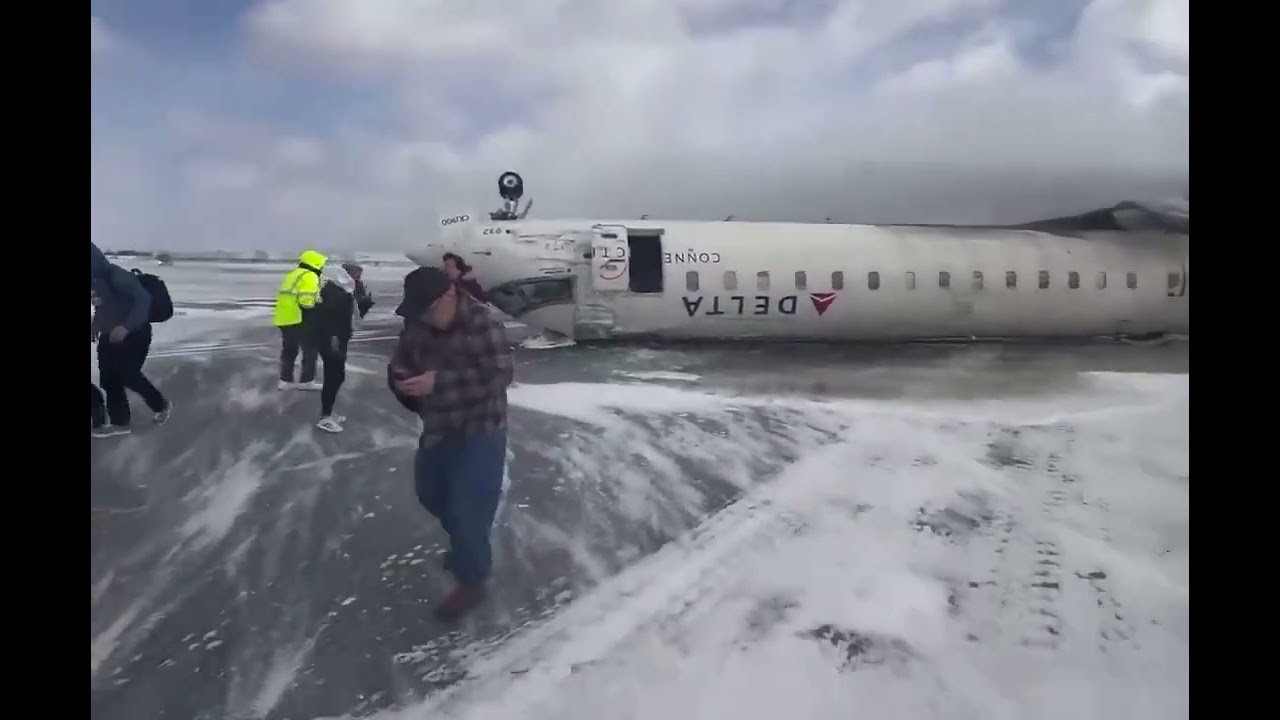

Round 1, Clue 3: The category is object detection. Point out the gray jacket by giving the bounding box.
[90,242,151,337]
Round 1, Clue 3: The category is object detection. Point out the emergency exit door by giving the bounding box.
[1168,263,1187,297]
[591,225,630,291]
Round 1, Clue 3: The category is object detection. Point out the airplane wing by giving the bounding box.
[1012,199,1188,236]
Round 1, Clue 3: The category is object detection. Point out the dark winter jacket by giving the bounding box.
[353,281,375,318]
[306,281,355,346]
[457,277,488,304]
[90,242,151,337]
[340,262,376,318]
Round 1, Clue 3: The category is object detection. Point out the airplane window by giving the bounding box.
[1068,271,1080,289]
[1096,271,1107,289]
[1167,271,1180,290]
[938,271,950,289]
[905,272,916,290]
[1127,272,1138,289]
[867,271,880,290]
[1038,271,1050,289]
[972,271,984,290]
[486,277,574,319]
[832,271,844,290]
[1005,271,1016,289]
[756,271,770,291]
[723,271,738,291]
[686,271,699,292]
[794,271,807,290]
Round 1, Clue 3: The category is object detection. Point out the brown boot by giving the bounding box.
[433,584,487,624]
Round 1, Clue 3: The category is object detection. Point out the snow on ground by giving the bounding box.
[520,332,577,350]
[353,371,1188,720]
[616,370,702,382]
[90,258,412,375]
[89,296,270,380]
[98,258,281,347]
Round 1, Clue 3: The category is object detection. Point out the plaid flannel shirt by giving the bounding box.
[387,297,514,444]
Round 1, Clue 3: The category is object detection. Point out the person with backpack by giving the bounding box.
[308,264,359,433]
[91,242,173,438]
[273,250,326,392]
[387,266,514,623]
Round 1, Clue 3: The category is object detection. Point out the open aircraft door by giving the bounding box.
[591,224,630,292]
[1169,261,1188,298]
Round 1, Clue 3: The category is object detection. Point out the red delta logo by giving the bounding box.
[809,292,838,316]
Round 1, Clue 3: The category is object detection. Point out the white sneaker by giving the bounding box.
[92,425,132,439]
[153,401,173,424]
[278,380,297,391]
[330,414,346,424]
[298,381,323,392]
[315,416,344,433]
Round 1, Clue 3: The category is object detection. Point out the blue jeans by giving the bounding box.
[414,429,507,588]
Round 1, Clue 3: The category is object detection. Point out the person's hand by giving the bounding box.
[331,337,341,354]
[108,326,128,343]
[395,370,436,397]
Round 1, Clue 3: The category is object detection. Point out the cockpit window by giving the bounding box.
[486,277,574,318]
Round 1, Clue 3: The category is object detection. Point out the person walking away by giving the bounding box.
[91,383,106,429]
[309,264,358,433]
[91,315,106,428]
[387,266,514,623]
[442,253,489,304]
[91,242,173,438]
[273,250,326,392]
[341,262,376,319]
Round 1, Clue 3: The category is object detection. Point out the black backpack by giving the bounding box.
[130,269,174,323]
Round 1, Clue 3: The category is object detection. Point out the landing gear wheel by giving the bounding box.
[498,171,524,202]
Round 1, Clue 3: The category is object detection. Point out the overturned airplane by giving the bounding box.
[408,172,1188,343]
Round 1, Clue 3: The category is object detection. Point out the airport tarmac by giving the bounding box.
[89,253,1187,720]
[90,311,1186,720]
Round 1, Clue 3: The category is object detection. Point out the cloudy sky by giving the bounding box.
[91,0,1188,251]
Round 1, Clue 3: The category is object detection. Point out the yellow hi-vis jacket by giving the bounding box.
[273,250,327,327]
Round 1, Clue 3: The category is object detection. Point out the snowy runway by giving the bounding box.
[90,259,1187,720]
[366,373,1187,720]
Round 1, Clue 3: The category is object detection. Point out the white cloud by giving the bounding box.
[91,16,118,59]
[91,0,1188,251]
[183,161,264,192]
[271,136,328,170]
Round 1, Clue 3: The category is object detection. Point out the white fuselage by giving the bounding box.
[411,214,1189,342]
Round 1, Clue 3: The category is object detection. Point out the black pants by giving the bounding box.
[279,325,317,383]
[91,383,106,427]
[97,325,167,427]
[319,337,347,416]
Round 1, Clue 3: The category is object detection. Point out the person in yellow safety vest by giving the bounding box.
[274,249,327,391]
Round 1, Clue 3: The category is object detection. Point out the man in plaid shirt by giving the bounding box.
[388,266,514,622]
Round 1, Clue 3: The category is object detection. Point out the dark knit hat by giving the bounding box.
[395,266,451,317]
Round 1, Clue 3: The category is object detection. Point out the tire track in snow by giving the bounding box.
[1039,429,1139,656]
[955,422,1153,657]
[355,380,1186,720]
[960,425,1074,651]
[1082,498,1138,653]
[376,473,820,719]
